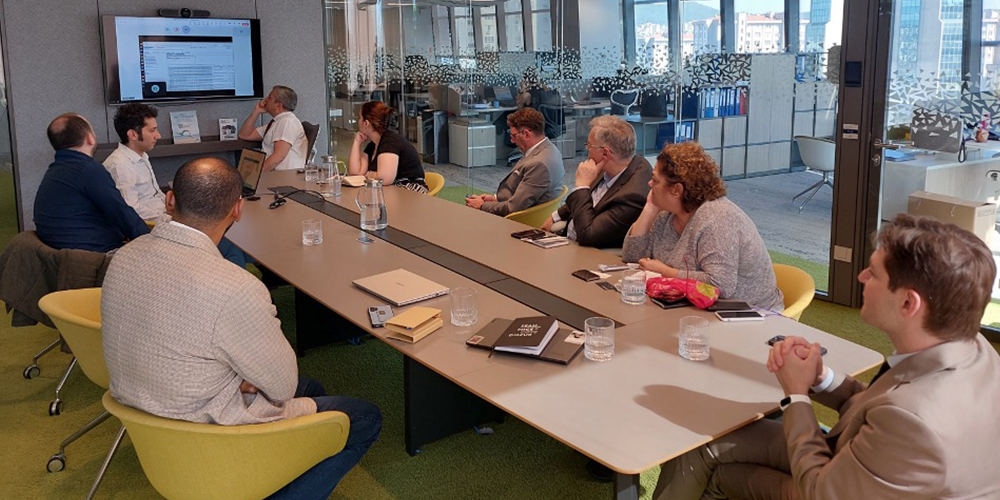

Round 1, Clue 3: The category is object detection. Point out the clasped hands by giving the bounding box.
[465,193,496,209]
[767,335,826,396]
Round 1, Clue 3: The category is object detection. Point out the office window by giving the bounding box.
[800,0,843,53]
[455,7,476,58]
[504,0,525,51]
[634,1,669,70]
[432,6,453,57]
[982,8,1000,89]
[531,0,552,51]
[682,0,721,57]
[481,6,499,52]
[734,0,785,53]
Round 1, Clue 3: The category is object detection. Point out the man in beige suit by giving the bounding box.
[102,158,380,500]
[654,213,1000,500]
[466,107,564,216]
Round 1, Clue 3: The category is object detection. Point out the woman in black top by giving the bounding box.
[347,101,428,193]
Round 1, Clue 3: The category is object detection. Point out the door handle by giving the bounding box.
[872,139,899,150]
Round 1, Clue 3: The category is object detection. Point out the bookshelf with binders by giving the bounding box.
[698,86,749,119]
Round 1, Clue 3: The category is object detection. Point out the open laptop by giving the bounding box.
[236,148,267,197]
[353,268,450,307]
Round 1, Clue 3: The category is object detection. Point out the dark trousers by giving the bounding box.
[266,378,382,500]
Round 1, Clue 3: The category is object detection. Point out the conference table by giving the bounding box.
[225,171,883,500]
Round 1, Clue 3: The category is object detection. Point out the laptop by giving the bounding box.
[353,269,450,307]
[236,148,267,197]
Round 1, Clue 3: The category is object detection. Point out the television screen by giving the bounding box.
[101,16,263,104]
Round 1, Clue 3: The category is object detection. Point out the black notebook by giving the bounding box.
[467,318,584,365]
[494,316,559,355]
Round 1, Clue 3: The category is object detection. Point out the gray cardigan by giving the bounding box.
[622,197,784,310]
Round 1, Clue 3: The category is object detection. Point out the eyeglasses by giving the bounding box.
[584,143,606,150]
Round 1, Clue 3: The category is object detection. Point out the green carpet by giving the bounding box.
[436,185,488,205]
[2,186,998,499]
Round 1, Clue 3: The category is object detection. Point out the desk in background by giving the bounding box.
[882,143,1000,220]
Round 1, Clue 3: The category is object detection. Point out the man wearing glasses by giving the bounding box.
[466,108,564,216]
[542,115,651,249]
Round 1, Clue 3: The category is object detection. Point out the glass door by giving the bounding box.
[869,0,1000,331]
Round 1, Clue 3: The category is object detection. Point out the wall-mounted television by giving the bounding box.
[101,15,263,104]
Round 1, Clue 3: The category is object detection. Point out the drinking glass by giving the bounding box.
[450,287,478,327]
[679,316,710,361]
[621,263,647,305]
[584,317,615,362]
[302,219,323,246]
[304,163,319,183]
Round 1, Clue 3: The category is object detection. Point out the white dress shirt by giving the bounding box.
[102,143,165,221]
[255,111,308,171]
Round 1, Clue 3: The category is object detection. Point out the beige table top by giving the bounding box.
[227,199,547,379]
[256,170,678,326]
[233,174,884,475]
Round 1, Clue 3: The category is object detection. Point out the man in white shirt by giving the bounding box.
[238,85,308,172]
[102,103,165,221]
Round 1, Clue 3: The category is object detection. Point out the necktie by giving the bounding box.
[263,120,275,137]
[869,360,891,384]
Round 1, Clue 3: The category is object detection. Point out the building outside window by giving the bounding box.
[503,0,525,51]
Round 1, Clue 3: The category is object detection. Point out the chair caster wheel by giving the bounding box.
[23,365,40,379]
[49,400,62,416]
[47,454,65,473]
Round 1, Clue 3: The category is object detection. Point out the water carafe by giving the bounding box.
[356,178,387,230]
[319,155,343,197]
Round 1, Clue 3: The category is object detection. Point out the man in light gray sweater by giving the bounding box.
[102,158,380,499]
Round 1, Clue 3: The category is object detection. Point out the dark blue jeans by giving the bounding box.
[267,378,382,500]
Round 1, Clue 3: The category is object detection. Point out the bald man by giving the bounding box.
[102,158,381,500]
[33,113,148,252]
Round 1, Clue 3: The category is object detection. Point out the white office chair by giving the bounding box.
[610,89,640,116]
[793,135,836,212]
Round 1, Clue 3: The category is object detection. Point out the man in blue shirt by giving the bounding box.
[34,114,149,252]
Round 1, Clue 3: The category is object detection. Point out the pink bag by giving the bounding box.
[646,277,719,309]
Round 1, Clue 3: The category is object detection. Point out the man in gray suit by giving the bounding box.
[541,115,651,248]
[102,158,380,500]
[654,213,1000,500]
[466,107,564,216]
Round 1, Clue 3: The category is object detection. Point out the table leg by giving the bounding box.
[404,356,505,456]
[293,289,363,355]
[614,472,640,500]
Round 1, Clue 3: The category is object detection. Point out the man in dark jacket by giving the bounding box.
[34,113,148,252]
[543,115,651,248]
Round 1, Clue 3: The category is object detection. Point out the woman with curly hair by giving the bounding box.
[622,142,783,310]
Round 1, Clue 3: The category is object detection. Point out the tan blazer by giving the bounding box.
[784,334,1000,499]
[481,138,565,217]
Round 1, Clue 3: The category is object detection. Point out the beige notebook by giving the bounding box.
[342,175,366,187]
[385,307,443,343]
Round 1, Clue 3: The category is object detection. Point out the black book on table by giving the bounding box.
[493,315,559,355]
[466,318,584,365]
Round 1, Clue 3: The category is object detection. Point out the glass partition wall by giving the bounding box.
[323,0,845,296]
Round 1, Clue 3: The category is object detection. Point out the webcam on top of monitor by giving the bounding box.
[158,8,211,18]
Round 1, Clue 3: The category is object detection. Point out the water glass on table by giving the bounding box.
[621,263,647,305]
[679,316,710,361]
[450,287,478,327]
[304,163,319,183]
[302,219,323,246]
[584,317,615,362]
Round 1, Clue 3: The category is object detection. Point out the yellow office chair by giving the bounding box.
[773,263,815,321]
[104,393,350,500]
[505,185,569,228]
[425,172,445,197]
[38,288,122,500]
